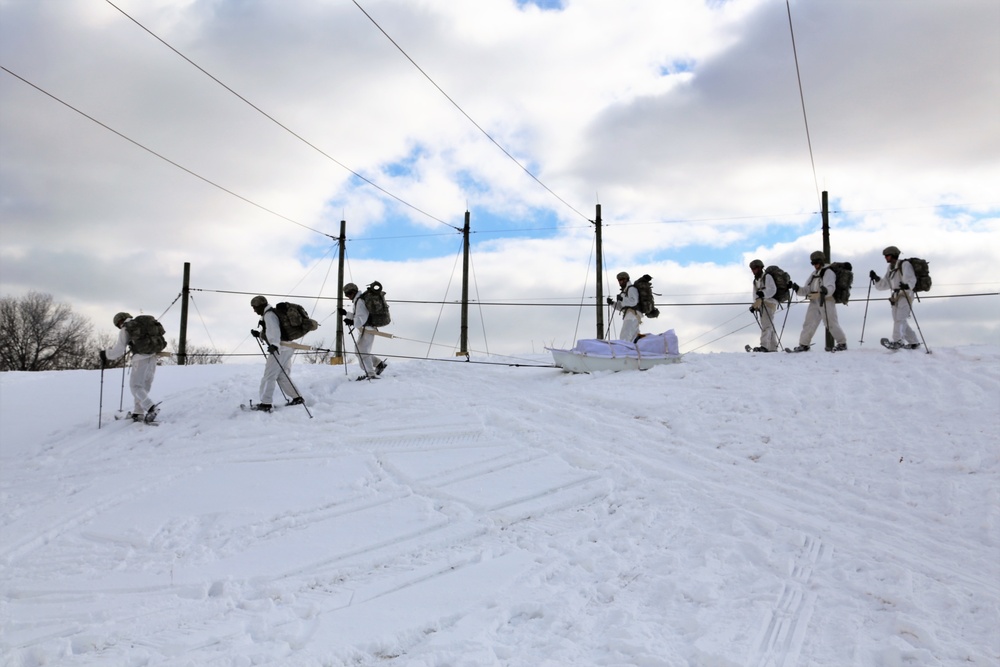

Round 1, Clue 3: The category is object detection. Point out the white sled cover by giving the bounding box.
[548,330,681,373]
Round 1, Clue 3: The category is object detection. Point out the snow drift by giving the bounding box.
[1,345,998,666]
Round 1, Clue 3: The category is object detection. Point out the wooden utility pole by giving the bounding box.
[459,211,470,357]
[821,191,833,351]
[334,220,346,364]
[177,262,190,366]
[595,204,604,339]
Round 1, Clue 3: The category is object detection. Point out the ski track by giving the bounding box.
[2,367,616,665]
[1,349,997,665]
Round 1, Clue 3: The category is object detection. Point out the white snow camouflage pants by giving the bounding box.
[890,293,919,344]
[259,345,299,404]
[757,301,779,352]
[799,296,846,347]
[354,327,384,377]
[129,353,157,415]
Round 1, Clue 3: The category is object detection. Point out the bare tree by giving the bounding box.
[92,331,125,369]
[300,339,333,364]
[0,291,95,371]
[163,339,223,365]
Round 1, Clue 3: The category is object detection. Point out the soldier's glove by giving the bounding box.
[267,344,279,355]
[616,294,623,302]
[606,297,613,305]
[344,318,354,327]
[899,283,910,290]
[338,307,347,316]
[790,283,800,293]
[749,305,757,313]
[99,350,108,368]
[820,286,828,295]
[869,270,879,282]
[250,329,260,338]
[756,290,764,298]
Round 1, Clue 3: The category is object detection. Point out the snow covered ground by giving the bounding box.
[1,343,998,666]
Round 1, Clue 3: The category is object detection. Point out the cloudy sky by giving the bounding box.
[2,0,998,360]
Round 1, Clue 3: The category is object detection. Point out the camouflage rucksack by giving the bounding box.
[273,302,319,341]
[632,274,660,318]
[821,262,854,305]
[764,265,792,303]
[361,282,391,328]
[124,315,167,355]
[901,258,932,293]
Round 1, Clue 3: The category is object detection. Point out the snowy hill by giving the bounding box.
[1,346,998,666]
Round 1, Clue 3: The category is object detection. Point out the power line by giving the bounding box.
[191,287,999,308]
[103,0,459,231]
[351,0,591,223]
[0,65,331,239]
[785,0,821,206]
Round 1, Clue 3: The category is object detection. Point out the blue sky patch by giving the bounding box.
[516,0,565,11]
[660,59,696,76]
[299,205,569,265]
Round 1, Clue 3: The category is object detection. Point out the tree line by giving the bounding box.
[0,292,222,371]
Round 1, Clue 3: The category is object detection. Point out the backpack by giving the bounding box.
[632,274,660,318]
[902,257,932,293]
[764,265,791,303]
[361,281,391,327]
[273,302,319,341]
[123,315,167,355]
[821,262,854,305]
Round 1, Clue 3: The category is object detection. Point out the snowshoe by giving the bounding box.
[376,360,388,375]
[286,397,305,406]
[880,338,904,350]
[785,345,810,353]
[241,401,273,412]
[118,412,159,425]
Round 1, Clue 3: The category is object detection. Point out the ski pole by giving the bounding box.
[347,325,371,381]
[779,295,793,344]
[821,294,834,348]
[762,301,782,351]
[901,289,931,354]
[261,338,312,417]
[273,350,311,418]
[98,364,105,429]
[254,336,289,402]
[119,355,127,412]
[859,277,874,346]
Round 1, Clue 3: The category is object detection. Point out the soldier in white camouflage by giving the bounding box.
[870,245,920,350]
[99,312,159,423]
[748,259,778,352]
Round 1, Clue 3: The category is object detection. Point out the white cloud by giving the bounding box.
[1,0,997,358]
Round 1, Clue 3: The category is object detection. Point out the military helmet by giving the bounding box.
[809,251,826,264]
[343,282,359,295]
[250,295,268,309]
[882,245,900,257]
[113,312,131,328]
[616,271,630,282]
[749,259,764,270]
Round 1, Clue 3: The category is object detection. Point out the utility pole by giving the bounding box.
[334,220,346,364]
[595,204,604,339]
[821,191,833,351]
[459,211,470,357]
[177,262,190,366]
